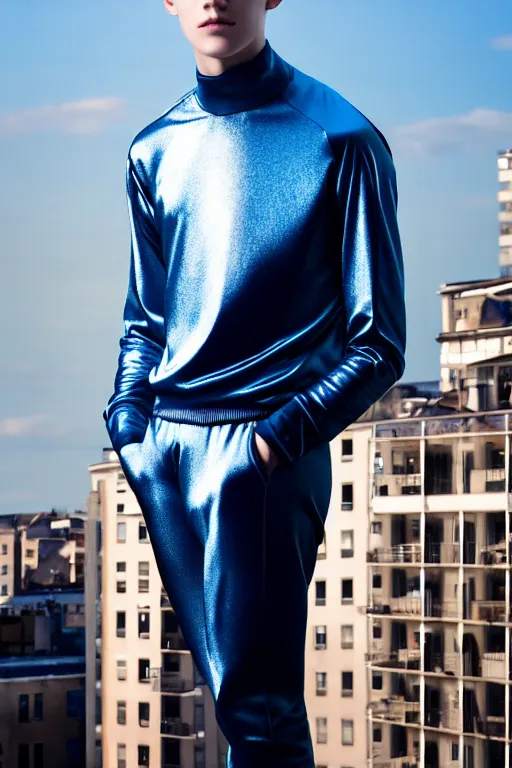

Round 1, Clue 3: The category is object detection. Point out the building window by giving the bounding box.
[18,745,29,768]
[451,742,459,761]
[1,565,7,576]
[26,548,34,557]
[371,521,382,535]
[1,543,7,554]
[117,580,127,593]
[33,692,43,721]
[67,690,83,718]
[1,585,7,596]
[315,580,326,606]
[316,671,327,695]
[314,625,327,650]
[117,562,126,573]
[373,622,382,639]
[317,533,327,559]
[341,438,353,459]
[117,503,125,513]
[117,522,126,543]
[117,701,127,725]
[139,701,150,727]
[34,743,44,768]
[341,579,353,604]
[341,530,354,557]
[341,624,354,649]
[341,719,354,745]
[372,672,383,690]
[138,658,150,683]
[117,743,126,768]
[139,523,148,542]
[341,671,353,697]
[316,716,327,744]
[138,745,150,767]
[116,611,126,638]
[138,612,150,638]
[138,561,150,576]
[138,578,149,593]
[195,745,206,767]
[411,519,420,540]
[372,573,382,589]
[341,483,353,510]
[373,727,382,743]
[117,659,127,681]
[18,694,29,723]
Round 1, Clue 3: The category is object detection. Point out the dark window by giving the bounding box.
[117,701,126,725]
[138,612,150,638]
[18,694,29,723]
[117,503,125,513]
[341,671,353,697]
[341,484,353,510]
[138,745,150,767]
[139,523,148,542]
[341,579,353,603]
[18,745,29,768]
[138,658,150,683]
[373,623,382,639]
[139,702,150,727]
[373,727,382,743]
[372,672,383,690]
[33,692,43,721]
[67,690,83,718]
[315,580,326,605]
[372,573,382,589]
[341,439,353,457]
[116,611,126,638]
[34,743,44,768]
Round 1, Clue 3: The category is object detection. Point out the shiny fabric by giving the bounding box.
[103,37,406,466]
[119,416,332,767]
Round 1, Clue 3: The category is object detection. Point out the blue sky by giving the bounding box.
[0,0,511,514]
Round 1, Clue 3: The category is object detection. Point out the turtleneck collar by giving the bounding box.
[194,38,293,116]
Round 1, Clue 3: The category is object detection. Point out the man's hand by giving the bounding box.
[254,432,280,473]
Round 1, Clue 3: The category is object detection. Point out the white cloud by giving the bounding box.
[491,35,512,50]
[0,96,125,136]
[392,108,512,156]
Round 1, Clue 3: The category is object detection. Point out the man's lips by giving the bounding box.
[199,19,236,27]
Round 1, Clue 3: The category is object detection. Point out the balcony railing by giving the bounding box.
[481,652,506,679]
[424,598,459,618]
[161,632,188,651]
[470,600,507,622]
[160,717,197,737]
[368,545,421,564]
[374,473,422,497]
[365,649,420,669]
[425,542,460,564]
[425,706,459,730]
[370,696,420,724]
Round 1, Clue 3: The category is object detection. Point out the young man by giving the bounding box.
[103,1,406,765]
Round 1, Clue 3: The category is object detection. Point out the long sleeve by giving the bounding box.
[254,129,407,465]
[103,154,166,454]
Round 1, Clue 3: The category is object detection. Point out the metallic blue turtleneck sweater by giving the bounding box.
[103,39,406,466]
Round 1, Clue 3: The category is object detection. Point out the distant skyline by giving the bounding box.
[0,0,511,514]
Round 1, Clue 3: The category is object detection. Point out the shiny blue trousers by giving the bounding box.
[118,416,332,768]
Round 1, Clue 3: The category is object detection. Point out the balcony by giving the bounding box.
[470,600,507,622]
[370,695,420,724]
[374,474,422,497]
[480,541,508,565]
[368,545,421,564]
[160,717,198,738]
[424,706,459,730]
[365,648,420,670]
[161,632,188,651]
[425,542,460,565]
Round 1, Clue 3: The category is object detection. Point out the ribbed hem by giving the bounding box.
[153,404,272,426]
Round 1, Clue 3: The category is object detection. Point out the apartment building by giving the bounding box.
[499,149,512,278]
[307,425,371,768]
[366,407,512,768]
[0,512,85,603]
[87,448,228,768]
[0,593,86,767]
